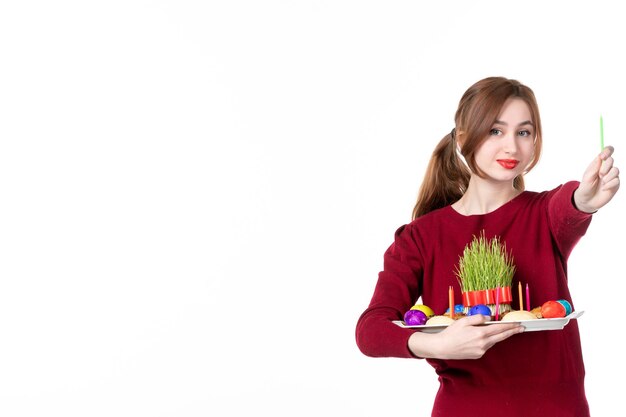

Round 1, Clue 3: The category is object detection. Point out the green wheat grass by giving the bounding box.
[455,231,516,292]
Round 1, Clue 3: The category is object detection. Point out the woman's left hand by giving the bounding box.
[574,146,620,213]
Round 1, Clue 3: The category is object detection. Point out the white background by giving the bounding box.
[1,1,624,416]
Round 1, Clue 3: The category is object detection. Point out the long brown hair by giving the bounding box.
[411,77,543,219]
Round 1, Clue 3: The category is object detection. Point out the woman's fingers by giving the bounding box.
[584,146,614,183]
[455,314,489,326]
[484,323,525,343]
[602,165,619,182]
[576,147,620,211]
[582,156,602,184]
[602,170,620,191]
[599,156,614,176]
[601,145,615,160]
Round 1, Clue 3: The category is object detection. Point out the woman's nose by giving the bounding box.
[502,133,518,153]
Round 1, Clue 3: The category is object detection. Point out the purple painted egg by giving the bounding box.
[404,309,427,325]
[468,304,491,316]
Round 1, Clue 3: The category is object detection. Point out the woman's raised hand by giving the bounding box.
[574,146,620,213]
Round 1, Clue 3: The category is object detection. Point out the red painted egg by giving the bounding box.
[541,300,566,318]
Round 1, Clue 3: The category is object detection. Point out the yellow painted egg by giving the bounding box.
[410,304,435,318]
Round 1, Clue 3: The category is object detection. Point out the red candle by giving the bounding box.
[495,284,500,321]
[449,286,455,318]
[526,283,530,311]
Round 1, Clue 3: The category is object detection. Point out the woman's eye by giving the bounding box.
[490,128,502,136]
[518,130,532,137]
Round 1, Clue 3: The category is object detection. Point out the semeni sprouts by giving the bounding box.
[455,231,516,292]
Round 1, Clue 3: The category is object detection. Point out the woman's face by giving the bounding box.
[473,98,535,184]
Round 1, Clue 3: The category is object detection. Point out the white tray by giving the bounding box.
[393,311,584,333]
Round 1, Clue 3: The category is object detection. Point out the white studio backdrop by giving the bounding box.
[0,1,624,416]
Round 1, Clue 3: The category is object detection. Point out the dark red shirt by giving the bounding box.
[356,181,592,416]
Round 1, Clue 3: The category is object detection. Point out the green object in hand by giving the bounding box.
[600,115,604,151]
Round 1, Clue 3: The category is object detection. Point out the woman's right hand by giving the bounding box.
[573,146,620,213]
[408,314,524,360]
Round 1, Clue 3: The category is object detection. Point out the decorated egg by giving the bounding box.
[445,304,465,315]
[468,304,491,316]
[410,304,435,318]
[541,300,566,318]
[404,309,428,325]
[556,299,572,316]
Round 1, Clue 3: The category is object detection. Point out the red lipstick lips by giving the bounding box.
[497,159,519,169]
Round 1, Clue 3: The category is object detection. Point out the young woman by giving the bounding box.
[355,77,620,416]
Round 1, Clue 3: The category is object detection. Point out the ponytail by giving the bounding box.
[411,129,470,220]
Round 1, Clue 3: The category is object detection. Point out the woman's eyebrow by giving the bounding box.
[494,119,535,127]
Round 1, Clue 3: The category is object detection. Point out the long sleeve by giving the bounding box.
[355,225,423,358]
[547,181,593,261]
